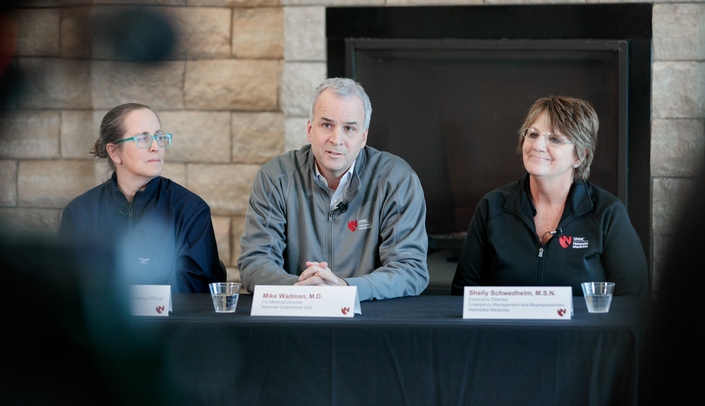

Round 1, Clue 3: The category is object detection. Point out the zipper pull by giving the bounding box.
[127,201,135,232]
[538,247,544,258]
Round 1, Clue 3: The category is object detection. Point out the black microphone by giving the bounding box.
[550,228,563,237]
[336,202,349,214]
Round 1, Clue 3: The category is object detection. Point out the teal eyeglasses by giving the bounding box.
[114,133,172,148]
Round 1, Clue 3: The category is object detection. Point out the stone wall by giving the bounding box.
[1,0,704,294]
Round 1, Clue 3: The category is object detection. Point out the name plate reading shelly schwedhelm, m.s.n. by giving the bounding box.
[463,286,573,320]
[251,285,361,317]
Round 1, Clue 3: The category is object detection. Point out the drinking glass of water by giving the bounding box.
[581,282,615,313]
[209,282,241,313]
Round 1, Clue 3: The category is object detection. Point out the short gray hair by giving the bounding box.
[309,78,372,131]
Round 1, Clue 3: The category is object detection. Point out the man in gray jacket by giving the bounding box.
[237,77,429,301]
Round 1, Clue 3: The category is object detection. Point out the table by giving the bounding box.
[132,294,654,406]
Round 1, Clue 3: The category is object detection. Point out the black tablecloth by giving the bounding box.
[131,294,654,406]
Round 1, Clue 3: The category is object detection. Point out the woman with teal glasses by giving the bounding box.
[59,103,224,292]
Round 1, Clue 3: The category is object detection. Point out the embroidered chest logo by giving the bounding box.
[571,237,589,249]
[347,219,372,232]
[138,257,151,264]
[559,235,589,249]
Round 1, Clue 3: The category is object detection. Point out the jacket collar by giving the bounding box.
[306,145,367,204]
[109,172,162,217]
[348,147,366,198]
[505,173,594,222]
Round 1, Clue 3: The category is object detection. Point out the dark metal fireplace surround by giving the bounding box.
[327,4,652,262]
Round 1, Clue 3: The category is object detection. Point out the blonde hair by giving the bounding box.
[516,95,598,181]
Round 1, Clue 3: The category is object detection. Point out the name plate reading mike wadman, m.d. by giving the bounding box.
[463,286,572,320]
[251,285,361,317]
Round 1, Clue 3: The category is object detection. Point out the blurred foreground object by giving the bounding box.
[91,7,176,63]
[0,7,27,110]
[649,163,705,405]
[0,234,185,405]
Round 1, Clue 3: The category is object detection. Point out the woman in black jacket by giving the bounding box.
[59,103,224,292]
[451,95,648,297]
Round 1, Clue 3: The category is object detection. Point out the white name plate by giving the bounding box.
[130,285,172,317]
[463,286,572,320]
[251,285,360,317]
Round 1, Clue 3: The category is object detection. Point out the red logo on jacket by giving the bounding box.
[347,220,358,232]
[559,235,572,248]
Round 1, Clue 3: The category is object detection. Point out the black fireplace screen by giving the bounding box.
[327,4,652,254]
[346,38,628,237]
